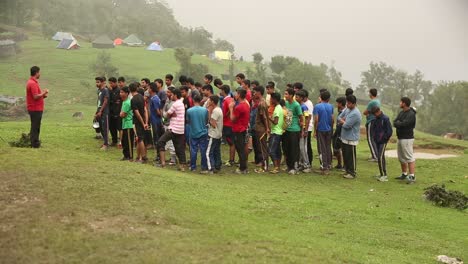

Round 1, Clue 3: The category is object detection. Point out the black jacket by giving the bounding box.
[393,107,416,139]
[371,113,393,144]
[109,87,122,116]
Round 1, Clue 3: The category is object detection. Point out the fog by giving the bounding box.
[165,0,468,85]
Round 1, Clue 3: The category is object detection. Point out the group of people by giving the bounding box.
[89,71,417,183]
[25,65,416,183]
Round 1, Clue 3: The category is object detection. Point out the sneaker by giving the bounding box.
[254,168,266,173]
[302,168,311,173]
[334,164,344,170]
[100,145,108,151]
[270,168,280,174]
[395,174,408,180]
[168,161,176,166]
[406,176,416,184]
[377,175,388,182]
[224,160,234,167]
[235,168,248,174]
[343,174,355,179]
[200,170,213,174]
[288,169,297,175]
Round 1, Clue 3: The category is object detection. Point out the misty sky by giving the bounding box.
[164,0,468,86]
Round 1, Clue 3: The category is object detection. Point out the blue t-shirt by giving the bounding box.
[150,95,161,125]
[186,106,208,138]
[313,102,334,132]
[366,99,381,124]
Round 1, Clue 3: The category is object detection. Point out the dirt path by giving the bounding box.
[386,149,459,159]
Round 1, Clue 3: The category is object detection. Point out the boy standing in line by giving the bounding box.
[370,107,393,182]
[339,95,362,179]
[394,97,417,184]
[313,90,334,174]
[119,87,134,161]
[268,93,284,174]
[206,95,223,173]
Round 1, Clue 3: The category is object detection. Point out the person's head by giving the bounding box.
[129,82,139,94]
[400,97,411,109]
[270,92,281,106]
[204,74,213,84]
[187,77,195,87]
[154,78,164,89]
[165,74,174,86]
[166,86,175,99]
[235,87,247,101]
[180,85,189,98]
[102,76,107,83]
[295,90,307,103]
[345,88,354,97]
[120,86,130,100]
[241,79,250,89]
[320,90,331,102]
[251,80,260,88]
[213,78,223,88]
[117,77,126,88]
[149,82,158,95]
[284,88,295,102]
[107,77,117,89]
[279,99,286,108]
[266,82,275,94]
[95,76,105,88]
[220,85,230,97]
[286,83,293,89]
[335,97,346,110]
[369,88,378,98]
[179,75,188,85]
[30,66,40,79]
[346,95,357,109]
[235,73,245,84]
[172,88,181,100]
[140,78,150,88]
[193,94,202,104]
[293,82,303,92]
[371,106,382,117]
[202,84,214,96]
[194,82,202,90]
[209,95,219,106]
[253,85,265,99]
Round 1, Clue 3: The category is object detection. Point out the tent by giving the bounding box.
[114,38,123,45]
[92,35,114,49]
[123,34,144,47]
[0,39,16,57]
[211,51,232,60]
[52,32,75,41]
[146,42,163,51]
[56,38,80,50]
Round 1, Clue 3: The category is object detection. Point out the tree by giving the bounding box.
[214,39,234,53]
[89,51,119,78]
[270,55,287,75]
[252,52,264,65]
[174,48,193,76]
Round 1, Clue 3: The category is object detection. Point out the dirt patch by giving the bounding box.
[386,149,459,159]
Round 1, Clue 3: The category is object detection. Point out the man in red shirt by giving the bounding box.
[26,66,48,148]
[220,85,236,166]
[229,88,250,174]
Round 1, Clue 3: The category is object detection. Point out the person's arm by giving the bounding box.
[313,114,319,138]
[260,105,270,133]
[96,96,108,118]
[133,109,146,128]
[31,84,48,100]
[385,118,393,142]
[229,102,237,121]
[342,112,359,129]
[209,110,218,128]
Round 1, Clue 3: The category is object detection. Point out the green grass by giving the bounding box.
[1,35,467,263]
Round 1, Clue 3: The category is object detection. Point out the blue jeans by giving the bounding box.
[207,137,221,171]
[268,134,282,161]
[190,134,208,170]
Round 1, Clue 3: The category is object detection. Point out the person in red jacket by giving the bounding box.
[26,66,48,148]
[229,88,250,174]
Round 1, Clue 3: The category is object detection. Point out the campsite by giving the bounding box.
[0,0,467,263]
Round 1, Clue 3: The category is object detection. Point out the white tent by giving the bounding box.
[146,42,163,51]
[56,38,80,50]
[52,32,75,41]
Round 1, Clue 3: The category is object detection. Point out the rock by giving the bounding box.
[437,255,463,264]
[72,112,84,120]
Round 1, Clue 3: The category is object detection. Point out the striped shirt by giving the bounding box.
[168,99,185,134]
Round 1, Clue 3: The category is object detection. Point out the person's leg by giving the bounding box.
[299,135,310,170]
[190,136,200,170]
[366,122,377,160]
[101,114,109,146]
[213,139,222,170]
[174,133,186,166]
[281,134,287,166]
[323,131,333,170]
[351,144,357,176]
[29,111,41,148]
[284,131,293,170]
[129,129,134,160]
[157,130,172,166]
[122,128,129,158]
[234,132,247,171]
[207,137,214,171]
[307,131,313,166]
[291,131,300,171]
[316,132,323,169]
[200,135,209,171]
[342,143,352,176]
[252,131,260,164]
[376,143,386,176]
[109,116,118,144]
[259,132,268,171]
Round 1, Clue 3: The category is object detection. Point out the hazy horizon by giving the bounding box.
[165,0,468,86]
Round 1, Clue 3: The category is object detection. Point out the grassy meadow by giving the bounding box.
[0,34,467,263]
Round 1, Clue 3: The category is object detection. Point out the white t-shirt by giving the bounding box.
[208,107,223,139]
[304,99,314,131]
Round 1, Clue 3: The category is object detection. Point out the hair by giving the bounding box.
[108,77,117,83]
[369,88,378,97]
[271,92,281,103]
[180,85,189,92]
[173,88,182,99]
[236,88,247,99]
[204,74,213,82]
[149,82,158,93]
[193,94,202,103]
[346,95,357,104]
[179,75,187,84]
[95,76,104,82]
[295,90,306,99]
[30,66,40,76]
[214,78,223,87]
[302,89,309,98]
[221,84,230,95]
[279,99,286,107]
[345,88,354,96]
[121,86,130,94]
[187,77,195,85]
[320,90,331,101]
[167,86,176,94]
[253,85,265,95]
[285,88,295,97]
[336,97,347,106]
[141,78,150,84]
[370,106,381,114]
[401,97,411,107]
[154,78,163,86]
[129,82,139,93]
[165,74,174,81]
[251,80,260,87]
[286,83,293,89]
[209,95,219,105]
[102,76,107,82]
[118,76,125,82]
[242,79,251,87]
[319,88,327,94]
[293,82,303,90]
[202,84,214,94]
[194,82,202,88]
[236,73,245,79]
[267,81,275,88]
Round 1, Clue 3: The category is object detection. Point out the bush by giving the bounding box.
[9,133,31,148]
[424,184,467,211]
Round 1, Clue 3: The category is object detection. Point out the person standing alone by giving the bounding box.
[394,97,417,184]
[26,66,48,148]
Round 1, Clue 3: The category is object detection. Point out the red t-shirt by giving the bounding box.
[232,101,250,133]
[222,96,233,127]
[26,77,44,111]
[246,89,252,104]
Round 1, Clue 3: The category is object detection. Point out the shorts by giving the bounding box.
[222,126,234,146]
[135,123,145,142]
[397,139,415,163]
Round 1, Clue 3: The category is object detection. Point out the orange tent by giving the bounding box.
[113,38,123,45]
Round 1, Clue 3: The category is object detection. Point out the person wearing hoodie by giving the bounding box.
[370,107,393,182]
[338,95,362,179]
[393,97,417,184]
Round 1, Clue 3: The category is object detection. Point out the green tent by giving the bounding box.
[92,35,114,49]
[123,34,144,47]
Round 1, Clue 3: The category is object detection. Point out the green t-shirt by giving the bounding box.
[121,98,133,129]
[271,104,284,135]
[366,98,381,124]
[285,100,303,132]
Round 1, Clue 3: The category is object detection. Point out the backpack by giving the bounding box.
[282,108,293,131]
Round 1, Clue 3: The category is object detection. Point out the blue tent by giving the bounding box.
[146,42,163,51]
